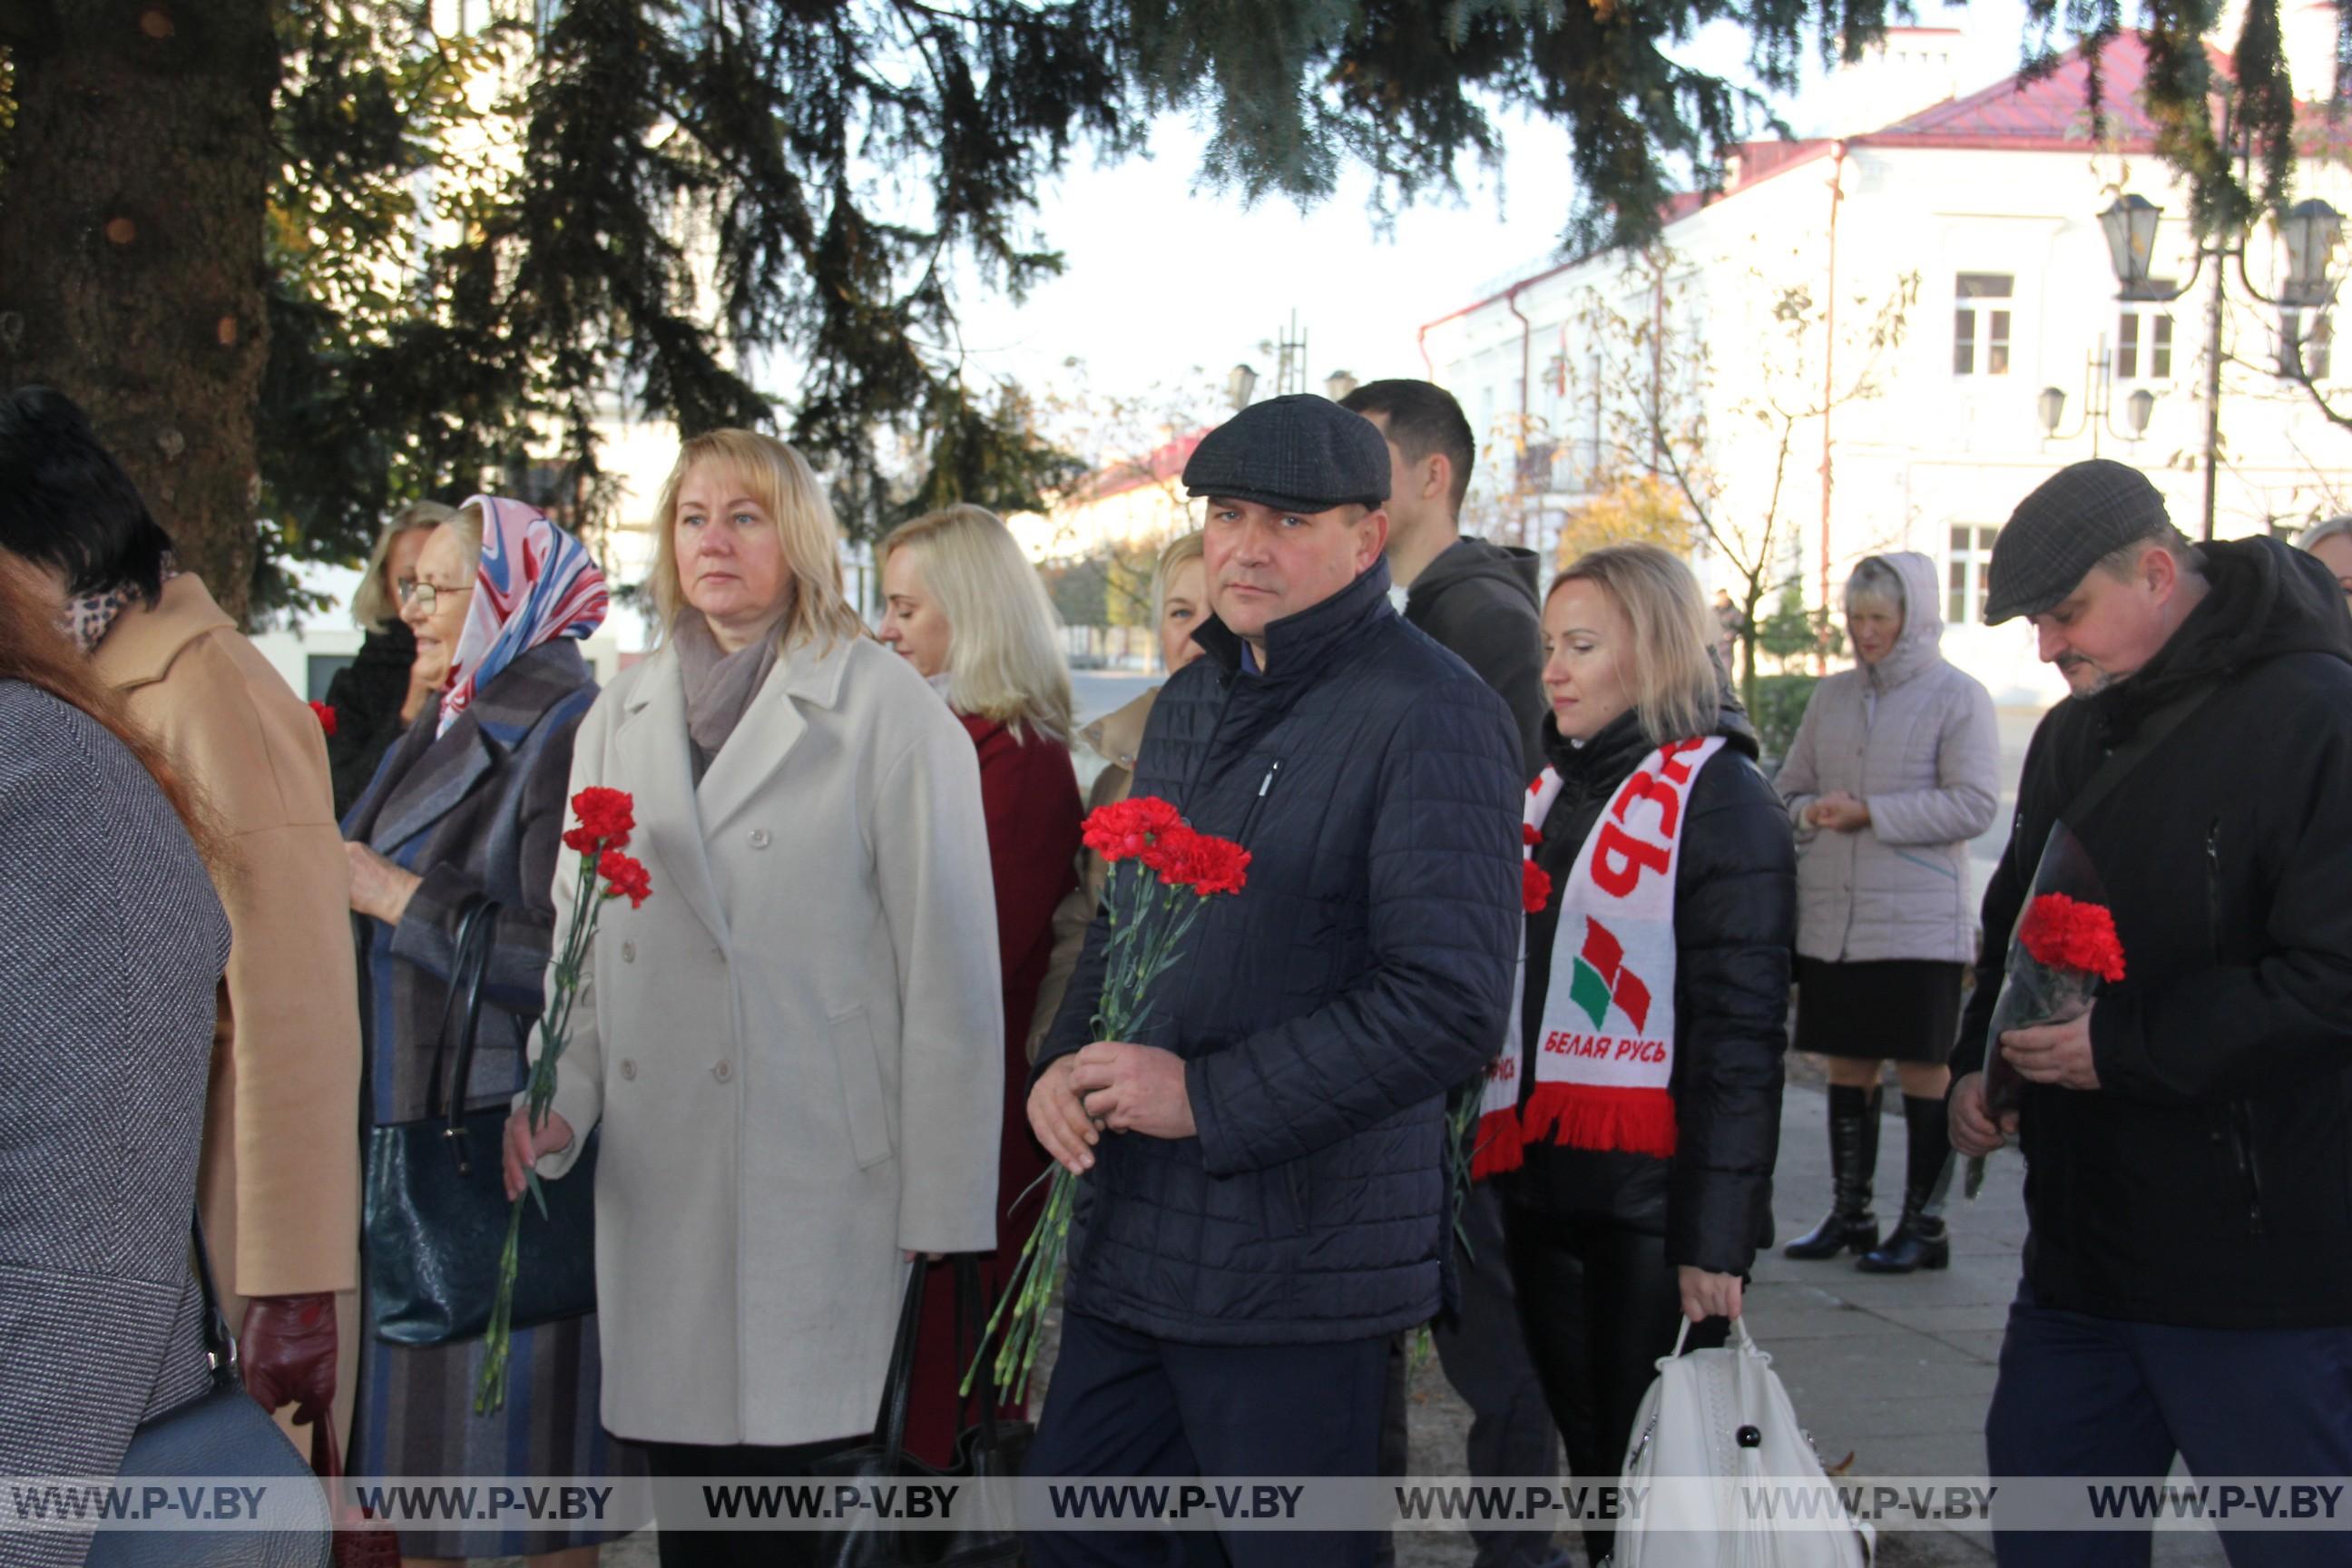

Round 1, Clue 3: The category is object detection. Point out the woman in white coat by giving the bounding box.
[1775,552,1998,1275]
[501,428,1003,1568]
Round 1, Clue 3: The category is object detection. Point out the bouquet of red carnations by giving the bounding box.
[1965,822,2125,1199]
[475,787,651,1415]
[967,796,1249,1404]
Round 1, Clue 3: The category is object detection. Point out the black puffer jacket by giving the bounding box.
[1953,536,2352,1329]
[1406,538,1547,776]
[1036,561,1524,1345]
[1499,706,1794,1276]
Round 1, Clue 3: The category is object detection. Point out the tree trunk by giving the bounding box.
[1739,590,1764,717]
[0,0,277,622]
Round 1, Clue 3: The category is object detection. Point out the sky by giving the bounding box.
[946,0,2041,448]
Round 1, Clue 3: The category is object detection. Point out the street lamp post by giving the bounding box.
[2036,334,2157,455]
[2092,188,2343,541]
[1226,362,1259,411]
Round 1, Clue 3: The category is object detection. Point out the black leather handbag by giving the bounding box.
[811,1257,1030,1568]
[363,895,598,1346]
[87,1218,333,1568]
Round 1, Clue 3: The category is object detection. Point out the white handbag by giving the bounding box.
[1612,1318,1873,1568]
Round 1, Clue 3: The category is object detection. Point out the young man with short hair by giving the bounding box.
[1340,378,1563,1568]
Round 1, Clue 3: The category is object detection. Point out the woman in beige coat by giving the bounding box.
[501,429,1001,1568]
[1026,529,1207,1056]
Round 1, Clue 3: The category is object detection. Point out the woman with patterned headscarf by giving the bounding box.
[340,496,632,1566]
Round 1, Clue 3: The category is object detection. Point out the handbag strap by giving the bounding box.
[2056,677,2222,830]
[955,1255,1006,1450]
[867,1261,929,1462]
[188,1212,240,1392]
[424,894,501,1127]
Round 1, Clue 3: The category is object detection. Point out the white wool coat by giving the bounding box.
[534,632,1002,1445]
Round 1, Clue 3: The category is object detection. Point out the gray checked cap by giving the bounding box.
[1984,459,2172,624]
[1182,394,1391,514]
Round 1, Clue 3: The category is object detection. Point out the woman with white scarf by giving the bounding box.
[1473,544,1792,1568]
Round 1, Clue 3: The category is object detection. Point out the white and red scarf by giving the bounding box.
[1473,735,1727,1178]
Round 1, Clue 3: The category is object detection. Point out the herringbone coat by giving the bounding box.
[0,681,221,1568]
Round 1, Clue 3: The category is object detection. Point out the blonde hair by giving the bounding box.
[1551,543,1720,745]
[1152,529,1207,628]
[881,504,1073,743]
[650,429,867,652]
[351,500,457,628]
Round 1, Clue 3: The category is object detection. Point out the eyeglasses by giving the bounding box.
[397,578,474,614]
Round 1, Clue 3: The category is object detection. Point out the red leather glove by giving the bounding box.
[240,1293,338,1426]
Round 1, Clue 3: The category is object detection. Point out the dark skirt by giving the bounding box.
[1794,957,1965,1064]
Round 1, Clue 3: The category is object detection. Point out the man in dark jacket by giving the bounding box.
[1342,378,1547,777]
[1950,459,2352,1567]
[1340,379,1563,1568]
[1026,394,1524,1568]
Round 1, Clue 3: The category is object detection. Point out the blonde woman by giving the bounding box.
[1025,529,1206,1060]
[1484,544,1792,1568]
[878,503,1083,1464]
[501,431,1002,1568]
[328,498,457,817]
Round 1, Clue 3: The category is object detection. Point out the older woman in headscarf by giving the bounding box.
[340,496,626,1567]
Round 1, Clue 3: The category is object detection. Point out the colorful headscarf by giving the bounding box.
[438,495,608,736]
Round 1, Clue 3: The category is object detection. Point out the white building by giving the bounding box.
[1421,27,2352,705]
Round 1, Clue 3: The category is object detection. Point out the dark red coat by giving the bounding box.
[906,712,1081,1462]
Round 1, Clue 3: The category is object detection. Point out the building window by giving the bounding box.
[1948,524,1998,625]
[2281,308,2333,381]
[2115,308,2174,379]
[1954,274,2013,376]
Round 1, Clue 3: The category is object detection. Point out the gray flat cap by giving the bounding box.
[1182,394,1391,514]
[1984,459,2171,624]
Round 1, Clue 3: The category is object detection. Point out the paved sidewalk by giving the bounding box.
[526,1076,2231,1567]
[1736,1079,2224,1568]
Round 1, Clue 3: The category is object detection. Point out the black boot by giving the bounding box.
[1858,1093,1955,1273]
[1785,1084,1880,1259]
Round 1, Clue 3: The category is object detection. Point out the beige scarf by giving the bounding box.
[672,611,783,781]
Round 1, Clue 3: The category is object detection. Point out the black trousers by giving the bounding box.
[1501,1205,1726,1568]
[1375,1183,1570,1568]
[638,1435,864,1568]
[1986,1276,2352,1568]
[1024,1309,1390,1568]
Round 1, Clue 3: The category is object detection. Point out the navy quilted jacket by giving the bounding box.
[1035,560,1524,1344]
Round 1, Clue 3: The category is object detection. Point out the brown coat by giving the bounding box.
[91,575,363,1435]
[1025,684,1156,1059]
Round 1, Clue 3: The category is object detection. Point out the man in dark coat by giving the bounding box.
[1950,459,2352,1568]
[1343,379,1546,777]
[1025,394,1524,1568]
[1340,378,1563,1568]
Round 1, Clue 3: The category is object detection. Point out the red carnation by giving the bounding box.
[566,786,635,853]
[2019,893,2127,984]
[1523,823,1542,847]
[309,701,338,737]
[1156,828,1251,897]
[1082,795,1184,865]
[1522,859,1553,915]
[597,849,653,909]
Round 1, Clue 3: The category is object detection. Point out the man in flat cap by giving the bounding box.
[1948,458,2352,1565]
[1024,394,1524,1566]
